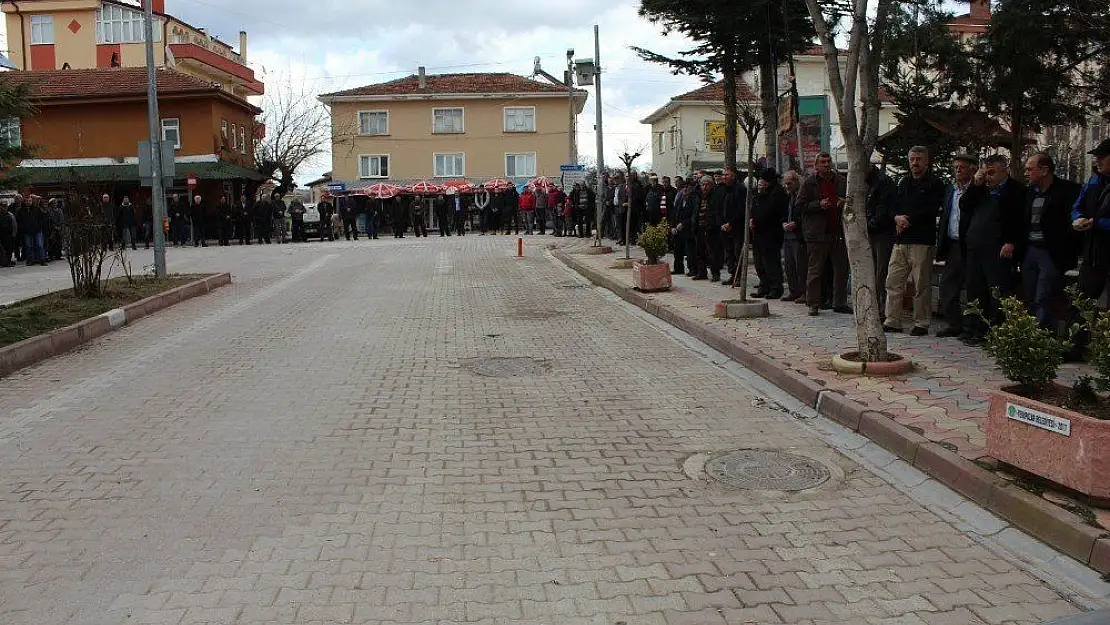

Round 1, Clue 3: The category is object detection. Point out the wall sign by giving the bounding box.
[1007,403,1071,436]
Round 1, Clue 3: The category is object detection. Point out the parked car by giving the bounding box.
[301,203,327,241]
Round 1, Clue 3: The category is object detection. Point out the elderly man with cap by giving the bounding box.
[1072,139,1110,304]
[685,174,724,281]
[749,168,789,299]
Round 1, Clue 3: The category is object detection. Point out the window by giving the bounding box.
[30,15,54,45]
[657,132,665,154]
[239,127,246,154]
[432,108,464,134]
[95,4,160,44]
[229,123,237,150]
[504,106,536,133]
[358,111,388,136]
[434,153,465,177]
[359,155,389,178]
[505,153,537,178]
[667,126,676,149]
[0,118,21,148]
[221,120,229,144]
[161,118,180,149]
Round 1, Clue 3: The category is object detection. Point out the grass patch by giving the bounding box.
[0,275,205,348]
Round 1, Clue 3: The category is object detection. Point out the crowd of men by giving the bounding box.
[604,138,1110,348]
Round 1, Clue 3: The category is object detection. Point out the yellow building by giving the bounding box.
[318,68,587,189]
[2,0,262,99]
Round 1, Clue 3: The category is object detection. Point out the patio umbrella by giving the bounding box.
[481,178,513,191]
[406,180,444,195]
[441,179,475,194]
[359,183,400,199]
[529,176,556,192]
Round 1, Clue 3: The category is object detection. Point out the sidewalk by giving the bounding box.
[555,242,1110,573]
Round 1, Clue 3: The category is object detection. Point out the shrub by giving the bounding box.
[636,222,669,264]
[967,293,1069,394]
[1069,285,1110,391]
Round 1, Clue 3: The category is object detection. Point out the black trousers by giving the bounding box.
[255,220,270,244]
[693,228,723,278]
[454,212,466,236]
[345,218,360,240]
[784,236,806,297]
[671,233,687,273]
[938,241,966,329]
[754,239,785,295]
[964,246,1012,337]
[436,208,451,236]
[722,232,742,278]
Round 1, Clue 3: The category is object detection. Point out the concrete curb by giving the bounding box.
[0,273,232,378]
[554,249,1110,574]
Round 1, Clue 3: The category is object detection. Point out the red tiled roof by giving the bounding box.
[673,80,758,103]
[1,67,223,100]
[321,72,584,98]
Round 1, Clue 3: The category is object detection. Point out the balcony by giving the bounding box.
[167,32,262,96]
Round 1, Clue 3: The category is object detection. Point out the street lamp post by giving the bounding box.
[142,0,167,278]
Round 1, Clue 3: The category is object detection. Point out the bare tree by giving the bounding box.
[255,74,331,197]
[732,99,764,300]
[803,0,894,362]
[618,144,645,260]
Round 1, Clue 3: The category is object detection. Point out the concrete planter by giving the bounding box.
[831,351,914,376]
[987,383,1110,501]
[632,260,672,292]
[713,299,769,319]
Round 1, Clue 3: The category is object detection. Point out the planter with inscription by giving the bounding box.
[987,384,1110,501]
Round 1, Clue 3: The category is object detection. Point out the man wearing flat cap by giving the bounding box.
[1072,139,1110,303]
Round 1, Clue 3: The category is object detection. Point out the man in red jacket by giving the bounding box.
[519,187,537,235]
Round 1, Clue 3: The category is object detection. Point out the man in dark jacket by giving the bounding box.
[99,193,117,250]
[669,178,695,275]
[864,165,897,313]
[435,195,450,236]
[289,199,306,242]
[269,192,287,243]
[253,194,272,244]
[782,171,806,302]
[935,154,978,337]
[337,196,358,241]
[170,194,190,246]
[17,197,47,265]
[714,167,746,284]
[236,194,253,245]
[960,154,1027,343]
[687,175,723,281]
[0,200,14,266]
[216,195,234,245]
[798,153,849,316]
[117,196,137,250]
[502,186,519,235]
[1073,139,1110,304]
[1020,152,1081,329]
[884,146,946,335]
[191,194,208,247]
[750,168,788,299]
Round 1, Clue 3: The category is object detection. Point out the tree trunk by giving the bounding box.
[737,138,757,300]
[759,54,780,163]
[1009,105,1024,174]
[842,146,887,361]
[723,66,739,171]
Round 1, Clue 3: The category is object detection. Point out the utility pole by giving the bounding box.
[142,0,167,278]
[566,49,578,164]
[592,25,605,248]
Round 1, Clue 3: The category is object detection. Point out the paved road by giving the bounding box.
[0,236,1090,624]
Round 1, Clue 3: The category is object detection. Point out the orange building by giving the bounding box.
[3,67,264,206]
[2,0,261,99]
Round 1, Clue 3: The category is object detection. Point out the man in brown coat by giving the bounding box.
[796,152,849,316]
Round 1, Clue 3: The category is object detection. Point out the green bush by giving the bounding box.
[1069,285,1110,391]
[636,222,670,265]
[967,293,1069,394]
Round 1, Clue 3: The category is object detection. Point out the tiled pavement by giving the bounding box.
[560,244,1095,465]
[0,235,1094,624]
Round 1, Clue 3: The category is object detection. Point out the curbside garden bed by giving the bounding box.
[0,273,231,378]
[553,248,1110,575]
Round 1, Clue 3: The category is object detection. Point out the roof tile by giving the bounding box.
[321,72,584,98]
[1,67,222,100]
[672,80,759,103]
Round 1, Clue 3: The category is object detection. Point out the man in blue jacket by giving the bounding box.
[1073,139,1110,303]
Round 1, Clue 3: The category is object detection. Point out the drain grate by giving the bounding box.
[704,449,830,491]
[464,357,548,378]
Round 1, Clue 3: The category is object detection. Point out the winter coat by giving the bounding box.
[959,178,1027,253]
[864,169,897,235]
[797,172,848,243]
[893,172,946,246]
[1020,176,1082,273]
[1072,173,1110,269]
[117,201,136,228]
[752,185,789,246]
[519,191,537,212]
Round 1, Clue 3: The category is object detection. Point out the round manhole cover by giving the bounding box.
[704,450,830,491]
[464,357,548,378]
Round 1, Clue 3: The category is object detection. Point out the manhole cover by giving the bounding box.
[704,450,830,491]
[464,357,548,378]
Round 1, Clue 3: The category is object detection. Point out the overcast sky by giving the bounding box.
[5,0,710,185]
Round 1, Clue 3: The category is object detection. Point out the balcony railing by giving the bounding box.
[168,32,243,65]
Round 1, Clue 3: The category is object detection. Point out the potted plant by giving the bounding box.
[632,222,672,292]
[978,291,1110,500]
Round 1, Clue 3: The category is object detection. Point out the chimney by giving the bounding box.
[143,0,165,14]
[970,0,990,20]
[418,66,426,89]
[239,31,248,63]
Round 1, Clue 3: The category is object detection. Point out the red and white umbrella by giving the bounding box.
[481,178,513,191]
[441,179,475,194]
[406,180,444,195]
[529,176,556,192]
[358,183,400,199]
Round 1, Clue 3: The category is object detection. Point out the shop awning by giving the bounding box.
[13,160,266,186]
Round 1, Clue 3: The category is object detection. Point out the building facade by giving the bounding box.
[2,0,262,98]
[319,69,587,190]
[4,67,263,207]
[642,52,898,179]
